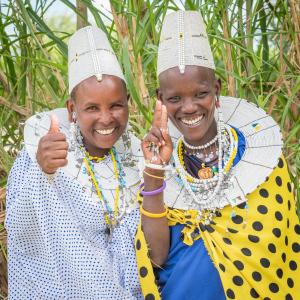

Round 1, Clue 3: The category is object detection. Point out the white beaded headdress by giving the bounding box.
[68,25,125,93]
[157,10,215,76]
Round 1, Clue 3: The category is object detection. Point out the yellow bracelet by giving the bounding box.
[143,170,165,180]
[140,206,167,218]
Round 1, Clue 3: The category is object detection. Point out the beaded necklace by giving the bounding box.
[173,108,238,210]
[83,147,125,229]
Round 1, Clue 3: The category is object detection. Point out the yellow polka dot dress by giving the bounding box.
[135,157,300,300]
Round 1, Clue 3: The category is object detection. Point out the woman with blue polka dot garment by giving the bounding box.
[136,10,300,300]
[6,26,144,299]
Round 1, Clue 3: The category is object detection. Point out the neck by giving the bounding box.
[83,141,111,158]
[184,120,218,147]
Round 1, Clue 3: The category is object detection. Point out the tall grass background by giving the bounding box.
[0,0,299,297]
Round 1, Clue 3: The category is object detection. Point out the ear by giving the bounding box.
[156,88,163,102]
[66,99,75,123]
[215,79,222,97]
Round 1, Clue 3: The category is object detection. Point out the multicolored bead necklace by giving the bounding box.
[83,147,126,230]
[173,107,239,211]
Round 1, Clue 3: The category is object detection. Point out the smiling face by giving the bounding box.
[67,75,128,157]
[158,65,221,146]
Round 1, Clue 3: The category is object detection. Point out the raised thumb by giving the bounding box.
[48,114,60,133]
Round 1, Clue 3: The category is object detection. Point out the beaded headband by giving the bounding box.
[68,26,125,94]
[157,10,215,76]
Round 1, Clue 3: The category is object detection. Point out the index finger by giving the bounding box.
[152,100,162,128]
[161,104,168,133]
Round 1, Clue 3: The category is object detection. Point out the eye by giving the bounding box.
[167,96,181,103]
[111,103,125,109]
[195,92,209,98]
[86,106,98,111]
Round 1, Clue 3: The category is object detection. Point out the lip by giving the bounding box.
[179,114,205,128]
[95,127,116,135]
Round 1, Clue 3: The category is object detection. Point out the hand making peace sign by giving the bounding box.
[142,100,173,166]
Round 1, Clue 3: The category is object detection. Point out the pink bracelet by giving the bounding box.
[139,181,166,196]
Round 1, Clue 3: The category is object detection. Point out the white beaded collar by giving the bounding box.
[24,108,144,215]
[165,96,283,211]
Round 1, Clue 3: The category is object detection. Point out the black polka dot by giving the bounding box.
[282,253,287,263]
[252,221,263,231]
[232,275,244,286]
[287,182,292,192]
[287,219,290,228]
[269,282,279,293]
[223,251,229,259]
[295,224,300,235]
[223,237,232,245]
[257,205,268,214]
[289,260,297,271]
[292,242,300,253]
[233,260,244,271]
[268,243,276,253]
[248,234,260,243]
[252,271,262,281]
[286,294,293,300]
[226,288,235,299]
[206,225,215,233]
[232,215,243,224]
[278,158,284,168]
[272,228,281,238]
[285,236,289,246]
[287,278,294,288]
[288,200,291,210]
[275,176,282,186]
[219,263,225,272]
[260,258,270,268]
[136,239,141,250]
[145,294,155,300]
[250,288,259,298]
[275,194,283,204]
[227,228,238,234]
[276,268,283,278]
[140,266,148,277]
[241,248,252,256]
[264,298,271,300]
[275,211,283,221]
[259,189,269,198]
[237,202,247,209]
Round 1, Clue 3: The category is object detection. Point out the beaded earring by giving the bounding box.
[69,111,84,158]
[215,96,220,108]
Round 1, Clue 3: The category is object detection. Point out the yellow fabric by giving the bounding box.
[135,221,161,300]
[135,156,300,299]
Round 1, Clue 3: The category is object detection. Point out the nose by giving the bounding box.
[181,97,197,114]
[98,110,114,126]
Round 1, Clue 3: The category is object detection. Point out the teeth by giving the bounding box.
[181,115,204,126]
[96,128,115,135]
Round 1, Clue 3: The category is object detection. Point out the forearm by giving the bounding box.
[141,168,170,266]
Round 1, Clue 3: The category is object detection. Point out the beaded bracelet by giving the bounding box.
[140,206,167,218]
[144,162,171,171]
[143,170,165,180]
[139,181,166,196]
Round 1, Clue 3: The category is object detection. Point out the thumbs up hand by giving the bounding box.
[36,114,69,174]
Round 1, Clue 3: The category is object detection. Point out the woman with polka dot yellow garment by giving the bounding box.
[136,10,300,300]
